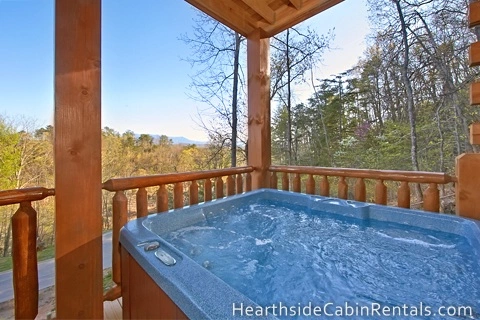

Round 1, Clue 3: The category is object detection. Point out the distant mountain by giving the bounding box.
[134,133,207,146]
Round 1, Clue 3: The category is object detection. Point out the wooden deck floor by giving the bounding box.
[104,298,122,320]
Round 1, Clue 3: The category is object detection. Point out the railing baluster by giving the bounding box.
[12,201,38,320]
[157,184,168,212]
[354,178,366,202]
[423,183,440,212]
[270,172,278,189]
[136,187,148,218]
[236,174,243,194]
[293,173,301,192]
[338,177,348,199]
[246,173,252,191]
[306,174,315,194]
[204,178,212,201]
[190,180,199,205]
[282,173,289,191]
[174,182,183,209]
[112,191,127,288]
[320,176,329,196]
[398,181,410,208]
[216,177,224,199]
[227,175,235,196]
[375,179,387,205]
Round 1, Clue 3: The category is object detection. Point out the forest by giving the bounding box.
[0,0,478,257]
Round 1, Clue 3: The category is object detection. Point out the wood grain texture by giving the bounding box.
[269,165,456,184]
[136,187,148,218]
[190,180,199,205]
[0,187,54,206]
[247,30,271,189]
[397,181,411,208]
[157,185,169,212]
[112,191,127,286]
[469,41,480,67]
[121,249,188,319]
[456,153,480,219]
[423,183,440,212]
[470,82,480,105]
[54,0,103,317]
[469,1,480,28]
[12,202,38,319]
[470,122,480,145]
[103,166,253,192]
[375,180,387,205]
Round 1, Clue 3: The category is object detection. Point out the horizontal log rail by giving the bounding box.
[102,166,254,302]
[269,165,456,213]
[0,187,55,320]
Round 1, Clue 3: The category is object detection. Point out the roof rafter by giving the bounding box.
[240,0,276,24]
[289,0,303,10]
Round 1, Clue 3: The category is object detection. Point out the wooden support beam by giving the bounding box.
[470,122,480,145]
[289,0,303,10]
[55,0,103,318]
[469,1,480,28]
[241,0,275,24]
[247,30,271,189]
[470,81,480,105]
[469,41,480,67]
[456,153,480,219]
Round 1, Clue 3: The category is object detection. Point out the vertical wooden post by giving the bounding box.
[136,188,148,218]
[190,181,199,205]
[338,177,348,199]
[12,201,38,319]
[456,154,480,219]
[375,180,387,205]
[157,185,168,212]
[319,176,329,197]
[55,0,103,318]
[112,191,127,286]
[247,30,271,189]
[270,172,278,189]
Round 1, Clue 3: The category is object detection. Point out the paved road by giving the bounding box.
[0,231,113,303]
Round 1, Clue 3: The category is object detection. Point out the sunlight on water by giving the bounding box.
[163,200,480,319]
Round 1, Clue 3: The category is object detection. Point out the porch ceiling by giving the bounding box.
[185,0,344,38]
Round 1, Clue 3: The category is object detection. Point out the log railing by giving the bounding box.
[269,165,456,212]
[101,166,254,301]
[0,187,55,320]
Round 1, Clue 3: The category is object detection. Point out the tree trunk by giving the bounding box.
[3,219,11,257]
[394,0,422,199]
[231,32,241,167]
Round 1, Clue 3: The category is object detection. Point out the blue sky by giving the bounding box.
[0,0,369,141]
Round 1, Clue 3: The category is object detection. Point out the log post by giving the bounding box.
[247,30,271,189]
[12,201,38,319]
[190,181,199,205]
[319,176,329,197]
[236,174,244,194]
[173,183,184,209]
[204,179,212,202]
[216,177,224,199]
[375,180,387,205]
[398,181,411,209]
[354,178,366,202]
[338,177,348,199]
[423,183,440,213]
[157,185,168,212]
[306,175,315,194]
[112,191,127,286]
[270,172,278,189]
[55,0,103,317]
[227,175,235,196]
[282,173,289,191]
[293,173,301,193]
[456,153,480,219]
[136,187,148,218]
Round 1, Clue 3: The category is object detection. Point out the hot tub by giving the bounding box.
[120,189,480,319]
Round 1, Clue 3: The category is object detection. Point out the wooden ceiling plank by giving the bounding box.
[185,0,255,37]
[258,0,344,37]
[289,0,303,10]
[240,0,276,24]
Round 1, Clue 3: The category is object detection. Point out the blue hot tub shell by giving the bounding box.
[119,189,480,319]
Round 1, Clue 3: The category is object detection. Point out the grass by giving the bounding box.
[0,245,55,273]
[103,268,114,292]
